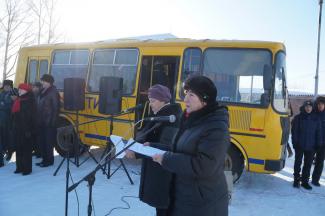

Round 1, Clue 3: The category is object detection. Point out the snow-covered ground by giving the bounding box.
[0,148,325,216]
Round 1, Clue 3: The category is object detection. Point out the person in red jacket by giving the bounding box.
[12,83,36,175]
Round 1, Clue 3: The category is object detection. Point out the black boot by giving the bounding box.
[301,182,312,190]
[311,180,321,187]
[293,179,300,188]
[293,175,301,188]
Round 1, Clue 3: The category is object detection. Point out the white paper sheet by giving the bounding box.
[109,135,166,158]
[127,138,166,157]
[110,135,127,158]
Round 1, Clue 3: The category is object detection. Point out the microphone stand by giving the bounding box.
[67,122,162,216]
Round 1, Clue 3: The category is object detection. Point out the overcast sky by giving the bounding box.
[26,0,325,93]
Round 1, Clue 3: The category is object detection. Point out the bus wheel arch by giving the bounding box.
[224,141,247,183]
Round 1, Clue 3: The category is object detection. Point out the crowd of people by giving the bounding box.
[1,73,324,216]
[291,97,325,190]
[0,74,59,175]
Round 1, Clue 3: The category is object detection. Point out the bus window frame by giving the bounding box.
[50,49,91,90]
[201,47,273,109]
[271,50,289,115]
[178,47,203,99]
[87,47,139,96]
[27,58,39,84]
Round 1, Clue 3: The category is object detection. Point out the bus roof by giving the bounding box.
[20,38,285,52]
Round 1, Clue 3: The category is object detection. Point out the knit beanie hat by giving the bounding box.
[184,75,217,104]
[3,80,13,88]
[41,74,54,84]
[18,83,32,92]
[148,84,171,103]
[303,100,313,107]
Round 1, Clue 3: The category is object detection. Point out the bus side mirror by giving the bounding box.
[261,65,272,107]
[263,64,272,91]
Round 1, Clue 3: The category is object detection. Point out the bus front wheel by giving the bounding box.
[224,145,245,183]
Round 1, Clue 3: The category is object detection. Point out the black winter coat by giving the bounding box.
[136,103,181,209]
[291,109,322,151]
[162,103,230,216]
[0,90,13,127]
[13,92,37,173]
[38,86,60,127]
[315,110,325,146]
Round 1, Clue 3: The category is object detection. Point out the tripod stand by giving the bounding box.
[100,114,133,184]
[67,122,161,216]
[54,110,108,176]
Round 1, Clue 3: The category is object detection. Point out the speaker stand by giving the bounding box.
[74,110,106,173]
[101,115,133,184]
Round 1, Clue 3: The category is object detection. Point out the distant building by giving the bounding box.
[289,93,325,116]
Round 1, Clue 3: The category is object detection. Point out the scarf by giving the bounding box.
[11,97,28,113]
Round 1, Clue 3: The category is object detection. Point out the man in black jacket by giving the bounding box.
[311,96,325,186]
[35,74,59,167]
[291,100,322,190]
[126,84,181,216]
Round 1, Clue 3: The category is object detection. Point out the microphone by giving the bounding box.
[143,115,176,123]
[122,104,143,113]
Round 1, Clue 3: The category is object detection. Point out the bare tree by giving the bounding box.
[28,0,46,45]
[0,0,34,81]
[45,0,61,43]
[28,0,62,44]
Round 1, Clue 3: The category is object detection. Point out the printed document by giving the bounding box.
[110,135,166,158]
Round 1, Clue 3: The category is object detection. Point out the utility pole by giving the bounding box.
[314,0,323,97]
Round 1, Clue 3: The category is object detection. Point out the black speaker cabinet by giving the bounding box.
[64,78,85,111]
[98,76,123,115]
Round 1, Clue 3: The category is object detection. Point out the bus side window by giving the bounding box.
[28,60,38,83]
[39,60,49,78]
[180,48,202,98]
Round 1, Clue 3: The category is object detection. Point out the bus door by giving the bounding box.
[27,57,49,83]
[136,56,180,121]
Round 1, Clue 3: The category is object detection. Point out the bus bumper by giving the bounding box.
[264,159,285,171]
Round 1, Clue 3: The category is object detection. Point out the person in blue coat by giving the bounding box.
[0,80,14,167]
[311,96,325,186]
[291,100,322,190]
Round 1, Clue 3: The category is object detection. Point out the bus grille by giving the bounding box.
[229,110,252,131]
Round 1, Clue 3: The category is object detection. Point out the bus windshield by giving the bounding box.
[202,48,272,105]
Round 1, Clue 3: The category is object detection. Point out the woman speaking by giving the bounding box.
[153,76,230,216]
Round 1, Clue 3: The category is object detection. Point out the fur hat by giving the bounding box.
[18,83,32,92]
[41,74,54,84]
[184,75,217,104]
[148,84,171,103]
[316,96,325,105]
[3,80,13,88]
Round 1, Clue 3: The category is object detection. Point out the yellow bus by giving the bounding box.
[14,39,290,181]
